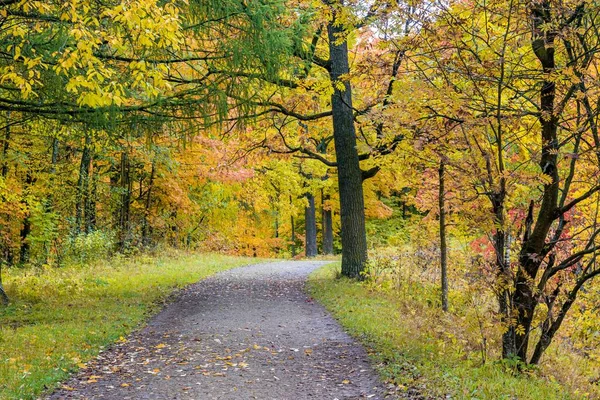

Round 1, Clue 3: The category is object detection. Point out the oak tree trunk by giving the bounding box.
[0,279,8,306]
[1,113,11,265]
[19,173,33,264]
[328,11,368,278]
[142,162,155,246]
[507,3,560,362]
[75,134,92,235]
[1,112,9,177]
[305,193,317,257]
[321,190,334,255]
[291,214,296,257]
[439,161,448,312]
[0,258,8,305]
[85,161,97,234]
[117,152,131,249]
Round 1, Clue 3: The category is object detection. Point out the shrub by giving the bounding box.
[62,230,116,266]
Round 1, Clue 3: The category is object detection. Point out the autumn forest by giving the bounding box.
[1,0,600,398]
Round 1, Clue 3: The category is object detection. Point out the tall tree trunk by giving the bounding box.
[142,162,155,246]
[305,193,317,257]
[291,214,296,257]
[170,211,178,248]
[45,137,59,264]
[0,283,8,306]
[19,173,33,265]
[328,9,368,278]
[0,256,8,305]
[51,137,58,171]
[321,189,334,255]
[1,113,11,266]
[118,151,131,249]
[506,2,561,362]
[75,133,92,235]
[439,161,448,312]
[1,112,10,177]
[493,194,515,358]
[290,195,297,257]
[85,160,97,234]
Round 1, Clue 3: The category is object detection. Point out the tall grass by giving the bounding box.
[308,263,595,399]
[0,251,259,399]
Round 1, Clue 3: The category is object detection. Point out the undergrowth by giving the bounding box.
[0,251,260,399]
[308,263,597,399]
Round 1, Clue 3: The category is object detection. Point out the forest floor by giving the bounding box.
[47,261,395,400]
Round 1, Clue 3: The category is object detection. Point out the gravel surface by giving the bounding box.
[47,261,393,400]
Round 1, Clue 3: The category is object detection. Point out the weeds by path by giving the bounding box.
[307,264,582,400]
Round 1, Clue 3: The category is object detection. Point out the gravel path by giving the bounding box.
[48,261,391,399]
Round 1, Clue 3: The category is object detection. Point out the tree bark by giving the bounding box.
[0,280,8,306]
[1,113,11,265]
[508,2,561,361]
[85,160,97,234]
[321,189,334,255]
[19,172,33,265]
[291,213,296,257]
[0,261,8,305]
[328,8,368,278]
[1,112,9,177]
[439,160,448,312]
[305,192,317,257]
[290,194,297,257]
[44,137,59,264]
[118,151,131,249]
[75,133,92,235]
[493,193,515,358]
[142,162,155,246]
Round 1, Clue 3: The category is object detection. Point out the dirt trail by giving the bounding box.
[48,261,391,399]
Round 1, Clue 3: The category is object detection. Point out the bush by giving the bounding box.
[62,230,116,266]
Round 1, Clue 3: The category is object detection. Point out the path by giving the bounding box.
[48,261,390,399]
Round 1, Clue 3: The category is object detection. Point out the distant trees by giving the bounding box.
[220,0,420,277]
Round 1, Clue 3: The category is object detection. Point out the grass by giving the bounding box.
[308,263,587,400]
[0,251,261,399]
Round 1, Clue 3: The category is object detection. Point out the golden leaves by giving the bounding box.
[1,0,185,107]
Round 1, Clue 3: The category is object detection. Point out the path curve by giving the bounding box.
[48,261,390,399]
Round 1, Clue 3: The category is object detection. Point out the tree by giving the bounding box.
[217,0,422,277]
[438,159,448,312]
[413,0,600,363]
[326,2,368,276]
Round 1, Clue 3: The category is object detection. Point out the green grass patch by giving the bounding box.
[0,251,261,399]
[308,263,583,400]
